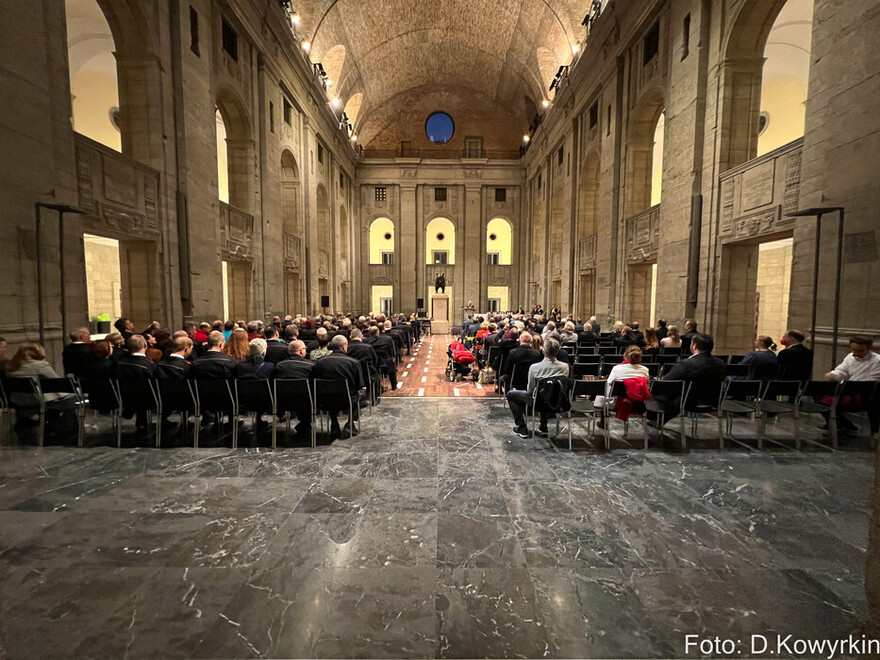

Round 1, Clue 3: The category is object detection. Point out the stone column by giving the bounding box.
[463,183,483,312]
[398,183,417,312]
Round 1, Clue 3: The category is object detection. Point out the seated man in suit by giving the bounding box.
[189,331,237,379]
[652,332,726,437]
[365,325,397,391]
[234,338,274,379]
[263,326,290,364]
[273,340,314,439]
[312,335,363,439]
[62,327,96,378]
[776,329,813,383]
[346,328,380,402]
[157,336,193,379]
[115,334,157,428]
[502,332,543,392]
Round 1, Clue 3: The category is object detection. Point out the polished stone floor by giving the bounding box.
[0,398,874,658]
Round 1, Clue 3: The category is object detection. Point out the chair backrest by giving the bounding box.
[802,380,840,399]
[116,378,159,411]
[649,379,686,412]
[839,380,878,405]
[714,354,730,364]
[80,377,120,411]
[37,376,78,396]
[533,376,574,413]
[156,379,197,412]
[725,363,750,379]
[572,378,606,399]
[313,378,352,412]
[645,363,660,379]
[4,376,41,409]
[575,354,602,364]
[657,355,679,365]
[728,354,746,364]
[235,379,274,413]
[194,379,235,413]
[572,363,600,379]
[762,379,800,402]
[750,361,779,382]
[610,380,628,397]
[274,378,313,413]
[722,379,762,401]
[683,378,724,411]
[597,346,618,355]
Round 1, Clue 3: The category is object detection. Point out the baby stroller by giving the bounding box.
[446,338,477,381]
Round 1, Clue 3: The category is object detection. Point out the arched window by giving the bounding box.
[425,217,455,265]
[758,0,813,156]
[66,0,120,151]
[651,112,665,206]
[215,89,253,209]
[486,218,512,265]
[369,217,394,265]
[215,109,229,203]
[625,92,665,216]
[280,150,300,234]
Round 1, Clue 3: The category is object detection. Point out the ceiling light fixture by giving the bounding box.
[542,99,550,109]
[302,40,311,53]
[572,44,580,54]
[522,135,530,143]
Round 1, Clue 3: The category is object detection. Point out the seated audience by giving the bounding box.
[190,331,237,378]
[310,327,332,361]
[312,335,362,439]
[825,336,880,437]
[87,339,116,378]
[7,342,77,432]
[776,329,813,383]
[598,345,651,426]
[223,328,250,362]
[62,327,95,377]
[157,336,193,379]
[738,335,778,380]
[643,327,660,355]
[660,324,682,350]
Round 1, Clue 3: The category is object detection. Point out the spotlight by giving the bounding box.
[325,79,333,88]
[572,44,580,54]
[541,99,550,108]
[291,13,300,25]
[350,134,357,142]
[302,40,311,52]
[330,97,341,108]
[523,134,530,143]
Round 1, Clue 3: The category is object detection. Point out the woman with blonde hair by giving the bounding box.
[223,327,250,362]
[531,334,543,352]
[660,324,681,350]
[559,321,578,344]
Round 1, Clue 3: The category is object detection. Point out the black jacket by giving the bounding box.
[265,340,291,364]
[62,343,96,378]
[664,352,727,409]
[504,346,543,389]
[776,344,813,382]
[189,351,237,379]
[114,353,157,379]
[273,355,315,380]
[157,354,190,379]
[234,356,274,380]
[312,351,363,397]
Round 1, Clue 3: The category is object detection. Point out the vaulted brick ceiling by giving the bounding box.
[296,0,585,148]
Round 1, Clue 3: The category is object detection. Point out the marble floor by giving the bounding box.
[0,398,874,658]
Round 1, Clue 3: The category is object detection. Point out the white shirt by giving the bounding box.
[605,362,650,397]
[829,351,880,381]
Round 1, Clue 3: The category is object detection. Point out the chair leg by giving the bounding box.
[271,412,277,450]
[155,412,162,449]
[38,409,45,447]
[718,415,724,450]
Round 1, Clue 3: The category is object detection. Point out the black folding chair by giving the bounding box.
[80,377,122,443]
[681,379,724,448]
[314,378,357,439]
[645,380,687,448]
[531,376,574,447]
[570,379,607,450]
[798,380,841,450]
[756,380,801,449]
[572,363,601,379]
[156,379,199,447]
[235,379,276,448]
[575,353,602,365]
[115,378,161,448]
[725,363,750,379]
[194,379,237,448]
[274,379,315,447]
[607,379,650,449]
[719,379,762,449]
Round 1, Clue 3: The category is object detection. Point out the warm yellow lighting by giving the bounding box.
[302,41,311,52]
[350,134,357,142]
[325,79,333,88]
[572,44,580,54]
[541,99,550,108]
[291,14,301,25]
[330,97,341,108]
[523,134,530,143]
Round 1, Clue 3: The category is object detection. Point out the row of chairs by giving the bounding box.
[527,377,877,452]
[0,375,360,450]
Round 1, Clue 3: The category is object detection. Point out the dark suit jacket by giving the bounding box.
[776,344,813,382]
[87,357,116,379]
[655,326,668,341]
[577,331,599,344]
[312,351,363,398]
[62,343,96,378]
[234,356,274,380]
[347,341,379,375]
[157,355,190,379]
[189,351,237,379]
[366,335,396,369]
[504,346,543,389]
[273,355,315,380]
[115,353,157,379]
[265,340,291,364]
[664,352,727,409]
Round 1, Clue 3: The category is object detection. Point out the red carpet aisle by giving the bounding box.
[384,334,495,398]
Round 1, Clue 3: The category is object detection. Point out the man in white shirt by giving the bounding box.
[825,336,880,437]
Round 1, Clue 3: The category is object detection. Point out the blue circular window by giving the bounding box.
[425,112,454,144]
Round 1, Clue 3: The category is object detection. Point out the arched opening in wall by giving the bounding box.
[757,0,813,156]
[369,217,395,265]
[322,45,346,90]
[486,218,512,312]
[531,177,546,302]
[625,93,665,216]
[215,90,253,210]
[549,172,566,312]
[339,204,350,310]
[426,217,455,310]
[343,93,363,127]
[577,153,601,318]
[65,0,121,151]
[281,150,302,314]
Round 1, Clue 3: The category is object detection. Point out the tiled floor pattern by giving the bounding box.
[385,334,495,398]
[0,397,874,658]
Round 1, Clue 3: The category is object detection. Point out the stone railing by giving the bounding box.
[579,234,597,271]
[624,204,660,263]
[283,232,301,270]
[369,263,394,285]
[219,202,254,260]
[487,264,512,286]
[75,133,160,236]
[718,138,803,243]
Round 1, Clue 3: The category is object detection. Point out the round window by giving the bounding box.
[384,232,392,240]
[436,232,445,241]
[489,233,497,241]
[425,112,454,144]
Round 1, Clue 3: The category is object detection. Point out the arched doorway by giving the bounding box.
[486,217,512,312]
[425,217,456,314]
[281,150,302,314]
[369,217,395,316]
[316,184,331,311]
[577,152,600,317]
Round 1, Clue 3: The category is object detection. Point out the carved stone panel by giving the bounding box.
[625,205,660,263]
[579,234,597,271]
[283,232,301,271]
[488,265,511,286]
[220,202,253,260]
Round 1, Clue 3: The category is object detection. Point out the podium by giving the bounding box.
[431,293,450,334]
